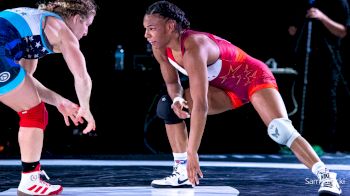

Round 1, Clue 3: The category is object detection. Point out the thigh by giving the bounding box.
[184,86,233,115]
[250,88,288,126]
[0,76,41,112]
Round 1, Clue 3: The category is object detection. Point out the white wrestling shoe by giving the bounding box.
[318,172,342,196]
[151,164,192,188]
[17,165,63,195]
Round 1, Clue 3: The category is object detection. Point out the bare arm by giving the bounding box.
[59,22,95,132]
[182,37,209,154]
[59,28,92,110]
[307,7,347,38]
[45,17,95,132]
[152,47,183,99]
[181,35,220,185]
[20,59,62,105]
[20,58,81,126]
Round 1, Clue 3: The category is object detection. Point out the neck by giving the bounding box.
[168,31,182,51]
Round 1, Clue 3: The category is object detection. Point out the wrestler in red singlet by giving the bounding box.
[166,29,278,108]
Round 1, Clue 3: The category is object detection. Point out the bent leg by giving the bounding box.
[165,123,188,153]
[152,86,234,188]
[161,85,233,153]
[156,94,188,153]
[184,86,233,115]
[152,95,190,188]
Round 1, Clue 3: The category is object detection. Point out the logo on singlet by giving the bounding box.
[0,72,10,82]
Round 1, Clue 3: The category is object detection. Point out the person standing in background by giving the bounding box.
[287,0,350,152]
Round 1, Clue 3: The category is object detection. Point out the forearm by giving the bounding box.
[19,59,62,105]
[320,16,347,38]
[29,75,62,106]
[187,107,207,153]
[166,83,183,99]
[74,75,92,109]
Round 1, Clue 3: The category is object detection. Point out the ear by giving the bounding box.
[72,14,81,24]
[167,19,177,32]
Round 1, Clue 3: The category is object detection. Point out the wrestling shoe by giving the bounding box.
[151,164,192,188]
[17,164,63,195]
[318,172,342,196]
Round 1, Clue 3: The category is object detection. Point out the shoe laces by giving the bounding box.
[322,180,333,188]
[39,170,51,187]
[163,165,182,180]
[172,165,179,173]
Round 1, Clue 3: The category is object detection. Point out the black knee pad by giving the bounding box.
[156,95,183,124]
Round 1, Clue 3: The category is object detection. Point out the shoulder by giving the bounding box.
[45,16,66,29]
[184,33,207,45]
[183,33,214,51]
[44,16,73,51]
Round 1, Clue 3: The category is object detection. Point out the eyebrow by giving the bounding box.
[146,24,156,28]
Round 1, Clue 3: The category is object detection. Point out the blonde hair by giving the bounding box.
[38,0,97,20]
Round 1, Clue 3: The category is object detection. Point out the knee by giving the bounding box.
[267,118,300,148]
[156,95,183,124]
[18,102,48,131]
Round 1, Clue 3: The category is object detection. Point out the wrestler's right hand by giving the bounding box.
[171,96,191,119]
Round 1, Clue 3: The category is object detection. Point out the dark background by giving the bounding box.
[0,0,350,157]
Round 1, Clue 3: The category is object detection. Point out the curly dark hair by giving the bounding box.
[38,0,97,20]
[146,1,190,30]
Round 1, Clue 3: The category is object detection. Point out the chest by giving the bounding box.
[171,50,184,66]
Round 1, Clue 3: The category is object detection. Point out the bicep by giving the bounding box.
[153,48,180,85]
[59,29,87,78]
[183,45,209,103]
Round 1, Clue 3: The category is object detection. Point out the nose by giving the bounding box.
[82,27,89,37]
[144,30,150,39]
